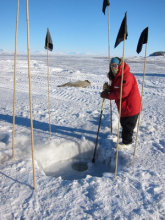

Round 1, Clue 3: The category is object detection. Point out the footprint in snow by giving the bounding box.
[0,133,10,145]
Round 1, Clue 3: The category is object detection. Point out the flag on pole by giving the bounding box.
[102,0,110,14]
[45,28,53,51]
[114,12,128,48]
[136,27,148,54]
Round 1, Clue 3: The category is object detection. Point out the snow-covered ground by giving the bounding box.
[0,54,165,219]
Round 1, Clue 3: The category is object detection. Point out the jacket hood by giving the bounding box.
[117,62,130,77]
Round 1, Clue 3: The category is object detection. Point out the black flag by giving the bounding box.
[45,28,53,51]
[136,27,148,54]
[114,12,128,48]
[102,0,110,14]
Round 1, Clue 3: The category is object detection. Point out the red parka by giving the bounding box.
[108,62,142,117]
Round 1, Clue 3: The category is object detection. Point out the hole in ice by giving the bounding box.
[42,159,110,180]
[35,140,114,180]
[71,161,88,172]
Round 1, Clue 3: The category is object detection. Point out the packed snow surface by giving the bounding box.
[0,54,165,219]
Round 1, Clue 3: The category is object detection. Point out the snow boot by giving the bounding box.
[118,142,132,150]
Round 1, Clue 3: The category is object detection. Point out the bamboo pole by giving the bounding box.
[26,0,36,189]
[107,6,113,136]
[114,34,126,178]
[134,42,148,156]
[108,6,110,64]
[12,0,19,159]
[47,45,51,139]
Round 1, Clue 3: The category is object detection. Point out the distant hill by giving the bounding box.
[0,49,10,53]
[0,49,6,52]
[149,51,165,56]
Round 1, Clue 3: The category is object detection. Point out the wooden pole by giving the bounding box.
[26,0,36,189]
[114,34,126,178]
[108,6,110,64]
[47,45,51,139]
[12,0,19,159]
[134,42,148,156]
[108,6,113,136]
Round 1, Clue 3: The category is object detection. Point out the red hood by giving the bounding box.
[117,62,130,77]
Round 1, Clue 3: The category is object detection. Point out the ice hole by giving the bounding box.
[42,159,111,180]
[71,161,88,172]
[35,140,113,180]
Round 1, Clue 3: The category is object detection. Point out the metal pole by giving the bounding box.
[92,99,105,163]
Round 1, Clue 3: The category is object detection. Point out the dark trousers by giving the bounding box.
[120,114,139,145]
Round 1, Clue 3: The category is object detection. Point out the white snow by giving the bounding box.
[0,54,165,219]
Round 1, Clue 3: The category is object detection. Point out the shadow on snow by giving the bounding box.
[133,73,165,77]
[0,113,107,143]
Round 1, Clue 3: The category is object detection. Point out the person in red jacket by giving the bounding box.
[101,57,142,147]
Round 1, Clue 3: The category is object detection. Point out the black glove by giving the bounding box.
[100,91,108,99]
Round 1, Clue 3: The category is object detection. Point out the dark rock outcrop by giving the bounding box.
[149,51,165,56]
